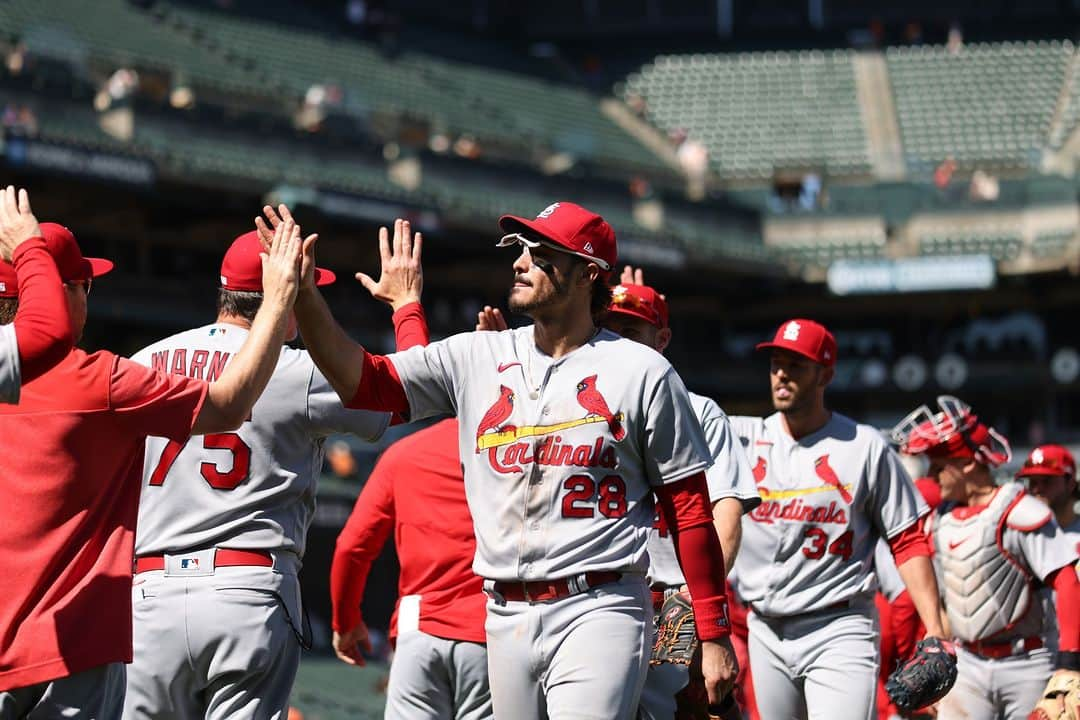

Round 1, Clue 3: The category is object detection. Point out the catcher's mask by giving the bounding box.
[891,395,1011,468]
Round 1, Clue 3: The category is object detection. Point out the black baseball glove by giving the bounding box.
[651,590,698,666]
[885,637,958,714]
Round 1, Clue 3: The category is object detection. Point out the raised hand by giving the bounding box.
[356,218,423,312]
[0,186,42,262]
[259,215,302,310]
[256,204,318,291]
[620,264,646,286]
[476,305,509,332]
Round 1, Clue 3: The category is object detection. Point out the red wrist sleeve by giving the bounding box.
[347,350,409,413]
[656,472,730,640]
[888,521,932,566]
[1050,565,1080,652]
[11,239,72,381]
[392,301,429,351]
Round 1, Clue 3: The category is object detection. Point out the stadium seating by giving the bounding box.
[619,50,872,179]
[147,2,670,177]
[918,230,1024,261]
[886,41,1072,173]
[0,0,264,95]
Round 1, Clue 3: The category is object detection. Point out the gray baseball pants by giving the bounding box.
[385,630,492,720]
[484,574,652,720]
[122,557,304,720]
[747,605,880,720]
[936,646,1053,720]
[0,663,125,720]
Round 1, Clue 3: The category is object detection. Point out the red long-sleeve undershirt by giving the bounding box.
[655,472,731,640]
[391,302,428,352]
[1048,565,1080,653]
[887,520,933,566]
[10,239,72,381]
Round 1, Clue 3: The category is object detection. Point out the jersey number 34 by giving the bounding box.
[149,432,252,491]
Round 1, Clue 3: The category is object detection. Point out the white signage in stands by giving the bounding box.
[827,255,996,295]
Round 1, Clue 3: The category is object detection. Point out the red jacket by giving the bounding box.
[330,418,486,643]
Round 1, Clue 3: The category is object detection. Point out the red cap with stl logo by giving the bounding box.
[1017,444,1076,480]
[756,319,837,367]
[497,201,617,272]
[608,283,668,328]
[220,230,335,291]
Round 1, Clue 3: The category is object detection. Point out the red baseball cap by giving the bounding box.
[608,283,668,328]
[220,230,335,291]
[756,319,837,367]
[0,223,113,296]
[1017,444,1076,480]
[497,201,616,271]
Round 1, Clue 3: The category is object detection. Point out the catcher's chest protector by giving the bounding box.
[934,483,1044,643]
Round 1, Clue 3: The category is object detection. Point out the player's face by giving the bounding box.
[603,315,671,353]
[508,244,585,317]
[769,350,826,414]
[63,279,89,344]
[929,457,972,501]
[1026,473,1072,511]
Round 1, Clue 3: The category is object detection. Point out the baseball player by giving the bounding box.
[0,204,301,718]
[0,186,72,403]
[1019,444,1080,545]
[293,200,738,719]
[892,396,1080,720]
[729,318,947,720]
[596,273,760,720]
[122,214,427,719]
[332,418,492,720]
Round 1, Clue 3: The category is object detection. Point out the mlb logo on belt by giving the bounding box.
[180,558,200,570]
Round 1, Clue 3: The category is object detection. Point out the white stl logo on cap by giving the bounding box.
[783,320,801,341]
[1032,448,1044,464]
[537,202,560,219]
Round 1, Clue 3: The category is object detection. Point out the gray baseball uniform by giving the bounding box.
[124,323,390,720]
[638,392,759,720]
[0,323,19,404]
[932,482,1078,720]
[730,411,927,720]
[386,325,712,720]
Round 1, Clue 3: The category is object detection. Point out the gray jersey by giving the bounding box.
[0,324,19,404]
[647,392,760,588]
[1041,516,1080,649]
[730,412,927,616]
[132,323,390,558]
[387,326,712,582]
[874,538,906,602]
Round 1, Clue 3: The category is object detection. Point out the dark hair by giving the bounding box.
[590,271,612,324]
[0,298,15,324]
[216,288,263,323]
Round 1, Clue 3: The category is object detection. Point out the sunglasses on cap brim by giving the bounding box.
[496,232,611,271]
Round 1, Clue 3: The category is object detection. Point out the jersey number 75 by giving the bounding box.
[149,432,252,491]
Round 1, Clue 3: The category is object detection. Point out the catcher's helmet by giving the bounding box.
[891,395,1011,467]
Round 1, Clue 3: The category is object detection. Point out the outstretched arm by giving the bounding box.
[258,207,422,406]
[191,216,300,434]
[0,187,72,387]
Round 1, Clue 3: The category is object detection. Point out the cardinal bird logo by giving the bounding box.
[575,375,626,441]
[814,454,852,503]
[475,386,515,450]
[752,456,768,484]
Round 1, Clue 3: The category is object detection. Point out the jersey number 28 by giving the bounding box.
[149,433,252,491]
